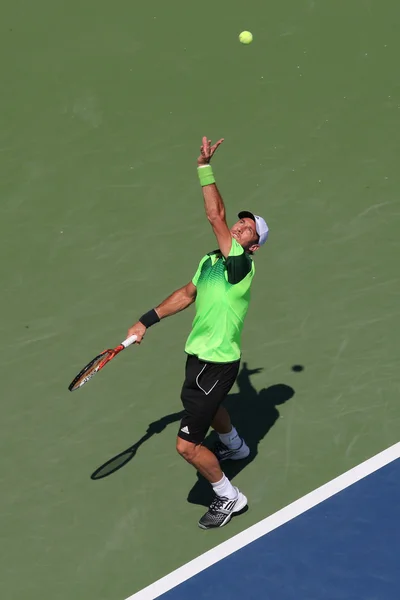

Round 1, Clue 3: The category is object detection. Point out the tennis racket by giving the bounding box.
[68,334,137,392]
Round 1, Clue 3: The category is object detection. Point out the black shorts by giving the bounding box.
[178,354,240,445]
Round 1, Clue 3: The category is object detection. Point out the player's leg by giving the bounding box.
[177,355,247,529]
[176,437,247,529]
[210,403,231,433]
[176,437,222,483]
[211,405,250,461]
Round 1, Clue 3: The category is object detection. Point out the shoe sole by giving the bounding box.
[218,449,251,462]
[198,493,248,530]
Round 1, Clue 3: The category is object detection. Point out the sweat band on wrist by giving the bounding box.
[139,309,160,328]
[197,165,216,187]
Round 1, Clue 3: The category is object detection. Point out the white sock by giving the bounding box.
[211,474,237,499]
[218,426,242,450]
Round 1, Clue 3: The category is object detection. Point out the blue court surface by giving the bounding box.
[129,443,400,600]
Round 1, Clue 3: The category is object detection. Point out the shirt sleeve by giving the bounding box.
[192,255,209,286]
[225,238,253,284]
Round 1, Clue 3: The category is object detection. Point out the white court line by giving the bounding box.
[126,441,400,600]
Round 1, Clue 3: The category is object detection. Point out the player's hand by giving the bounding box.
[126,322,146,344]
[197,136,224,166]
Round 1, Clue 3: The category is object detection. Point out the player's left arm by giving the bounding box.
[197,136,232,258]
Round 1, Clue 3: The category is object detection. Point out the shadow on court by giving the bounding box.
[90,363,294,495]
[187,363,295,507]
[90,410,184,480]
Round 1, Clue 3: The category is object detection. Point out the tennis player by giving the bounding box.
[127,136,269,529]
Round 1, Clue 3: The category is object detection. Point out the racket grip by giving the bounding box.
[121,335,138,348]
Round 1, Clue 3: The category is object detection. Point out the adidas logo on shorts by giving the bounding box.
[180,426,190,434]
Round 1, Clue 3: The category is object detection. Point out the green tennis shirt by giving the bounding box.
[185,238,255,363]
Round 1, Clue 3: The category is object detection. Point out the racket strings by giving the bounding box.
[70,352,112,391]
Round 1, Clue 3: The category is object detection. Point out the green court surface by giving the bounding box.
[1,1,400,598]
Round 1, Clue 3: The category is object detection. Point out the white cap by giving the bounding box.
[238,211,269,246]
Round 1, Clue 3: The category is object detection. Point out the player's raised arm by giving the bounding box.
[197,136,232,258]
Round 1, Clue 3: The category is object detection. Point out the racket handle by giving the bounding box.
[121,334,137,348]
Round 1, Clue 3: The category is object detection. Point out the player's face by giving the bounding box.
[230,218,260,251]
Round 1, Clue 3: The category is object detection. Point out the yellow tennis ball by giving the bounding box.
[239,31,253,45]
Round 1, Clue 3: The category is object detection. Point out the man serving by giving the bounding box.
[127,136,269,529]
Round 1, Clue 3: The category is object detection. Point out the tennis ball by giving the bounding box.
[239,31,253,45]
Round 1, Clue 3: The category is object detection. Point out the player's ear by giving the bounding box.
[248,244,260,253]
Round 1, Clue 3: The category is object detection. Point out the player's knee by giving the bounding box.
[176,437,198,463]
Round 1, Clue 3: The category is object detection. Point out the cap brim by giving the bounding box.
[238,210,256,222]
